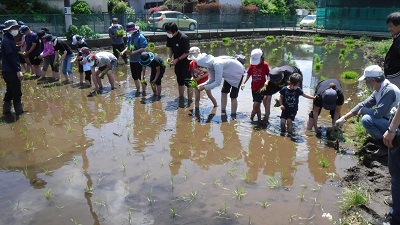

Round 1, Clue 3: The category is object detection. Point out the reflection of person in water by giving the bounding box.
[306,141,338,184]
[190,108,223,168]
[169,108,193,175]
[132,97,166,152]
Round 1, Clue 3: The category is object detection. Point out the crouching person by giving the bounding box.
[87,52,117,96]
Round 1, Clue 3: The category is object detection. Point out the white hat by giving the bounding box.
[358,65,384,81]
[250,48,263,65]
[188,47,201,60]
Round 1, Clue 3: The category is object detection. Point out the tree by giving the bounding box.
[71,0,91,14]
[243,0,291,16]
[0,0,61,14]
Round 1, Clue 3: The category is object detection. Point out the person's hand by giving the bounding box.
[356,108,362,122]
[171,59,179,66]
[23,51,28,56]
[383,130,396,148]
[240,84,245,90]
[264,80,269,87]
[280,105,285,110]
[17,72,23,81]
[335,116,346,128]
[197,85,205,92]
[38,55,43,59]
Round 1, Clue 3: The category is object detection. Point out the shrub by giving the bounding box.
[67,25,79,40]
[341,71,358,80]
[71,0,91,14]
[148,6,168,15]
[66,24,99,40]
[135,20,148,31]
[195,2,220,14]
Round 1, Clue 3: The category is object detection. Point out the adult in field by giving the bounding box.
[87,51,117,96]
[263,65,303,123]
[20,25,42,79]
[306,78,344,134]
[108,18,127,64]
[194,53,245,118]
[383,102,400,225]
[1,20,24,115]
[384,12,400,88]
[336,65,400,156]
[165,22,193,102]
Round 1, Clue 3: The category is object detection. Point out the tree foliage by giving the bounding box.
[71,0,91,14]
[294,0,317,11]
[0,0,62,14]
[243,0,291,15]
[195,3,259,14]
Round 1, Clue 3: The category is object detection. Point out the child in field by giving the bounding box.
[279,73,315,134]
[241,48,270,122]
[139,51,165,99]
[79,47,92,87]
[188,47,217,109]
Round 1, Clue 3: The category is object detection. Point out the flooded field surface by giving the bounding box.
[0,38,367,225]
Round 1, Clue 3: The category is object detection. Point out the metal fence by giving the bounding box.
[0,13,302,37]
[0,11,393,37]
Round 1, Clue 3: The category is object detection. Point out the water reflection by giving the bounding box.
[0,38,365,225]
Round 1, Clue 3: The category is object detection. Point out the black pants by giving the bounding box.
[112,43,127,62]
[2,71,22,104]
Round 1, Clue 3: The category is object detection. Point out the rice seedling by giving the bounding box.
[84,185,94,195]
[71,218,83,225]
[147,187,155,205]
[318,154,330,168]
[43,168,53,175]
[45,188,53,200]
[233,186,247,200]
[339,185,370,213]
[170,176,174,192]
[120,160,126,172]
[248,216,252,225]
[148,42,155,51]
[214,202,229,219]
[222,37,232,46]
[171,204,180,218]
[118,71,124,77]
[313,36,324,44]
[185,79,198,88]
[180,191,197,202]
[125,207,134,224]
[227,166,237,177]
[343,37,356,46]
[353,53,358,60]
[183,167,188,180]
[143,171,152,182]
[314,62,322,70]
[298,188,306,202]
[241,173,252,183]
[258,199,270,208]
[341,71,358,80]
[54,147,64,158]
[116,29,125,36]
[289,212,297,223]
[213,178,221,187]
[177,148,184,157]
[10,200,32,212]
[234,212,242,218]
[267,175,279,189]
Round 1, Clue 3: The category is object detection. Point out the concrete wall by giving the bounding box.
[128,0,164,14]
[46,0,108,13]
[218,0,241,5]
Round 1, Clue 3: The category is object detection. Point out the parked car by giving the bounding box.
[148,11,197,31]
[299,15,316,29]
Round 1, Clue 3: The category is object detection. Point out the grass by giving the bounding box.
[339,185,370,213]
[341,71,358,80]
[353,120,369,143]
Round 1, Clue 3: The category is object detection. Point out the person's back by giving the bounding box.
[96,52,117,67]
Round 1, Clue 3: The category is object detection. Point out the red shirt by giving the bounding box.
[189,61,209,85]
[247,61,270,92]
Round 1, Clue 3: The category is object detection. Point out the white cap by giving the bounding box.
[188,47,201,60]
[250,48,263,65]
[358,65,384,81]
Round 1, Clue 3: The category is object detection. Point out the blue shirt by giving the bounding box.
[25,32,42,57]
[127,32,148,63]
[1,32,21,72]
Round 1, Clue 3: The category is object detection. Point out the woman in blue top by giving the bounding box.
[121,22,148,95]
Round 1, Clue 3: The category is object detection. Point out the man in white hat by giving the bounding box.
[194,53,245,118]
[336,65,400,156]
[1,19,24,116]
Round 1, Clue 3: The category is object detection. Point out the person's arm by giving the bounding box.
[241,73,251,90]
[196,71,208,81]
[24,42,37,56]
[279,94,285,110]
[333,105,342,125]
[302,92,315,100]
[361,90,397,118]
[167,48,173,64]
[383,104,400,148]
[152,66,160,83]
[204,63,223,90]
[4,42,21,73]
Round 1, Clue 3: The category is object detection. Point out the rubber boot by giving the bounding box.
[14,103,24,115]
[2,101,12,114]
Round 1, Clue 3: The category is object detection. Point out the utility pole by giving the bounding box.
[64,0,72,33]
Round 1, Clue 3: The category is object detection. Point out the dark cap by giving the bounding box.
[19,25,29,33]
[17,21,25,26]
[139,52,154,66]
[269,67,284,83]
[322,88,337,110]
[0,24,5,31]
[3,20,19,31]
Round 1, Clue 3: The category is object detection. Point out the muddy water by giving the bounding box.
[0,38,366,225]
